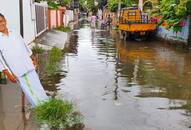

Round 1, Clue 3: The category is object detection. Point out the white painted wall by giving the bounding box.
[23,0,36,44]
[0,0,20,33]
[157,17,190,43]
[0,0,37,45]
[64,10,74,26]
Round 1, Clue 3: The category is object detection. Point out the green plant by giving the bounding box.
[32,45,44,55]
[57,26,72,32]
[108,0,138,12]
[152,0,191,32]
[47,0,59,9]
[59,0,71,6]
[98,0,107,9]
[108,0,118,12]
[45,47,63,76]
[34,98,83,129]
[79,0,94,12]
[169,103,191,111]
[123,0,138,7]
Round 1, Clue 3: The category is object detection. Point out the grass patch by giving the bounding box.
[45,47,63,76]
[182,104,191,110]
[57,26,71,32]
[34,98,83,129]
[32,45,44,55]
[169,103,191,110]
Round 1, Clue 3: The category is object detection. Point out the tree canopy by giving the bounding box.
[108,0,139,12]
[152,0,191,32]
[79,0,94,11]
[35,0,71,9]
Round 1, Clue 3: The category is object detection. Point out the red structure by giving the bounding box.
[48,7,66,30]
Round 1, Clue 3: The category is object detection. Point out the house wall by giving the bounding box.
[48,8,65,30]
[23,0,36,44]
[64,10,74,26]
[0,0,37,44]
[0,0,20,33]
[0,0,48,45]
[157,17,190,43]
[50,10,57,28]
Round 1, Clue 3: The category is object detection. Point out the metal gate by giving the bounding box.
[35,2,48,36]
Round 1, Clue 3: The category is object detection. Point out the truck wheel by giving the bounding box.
[119,30,124,39]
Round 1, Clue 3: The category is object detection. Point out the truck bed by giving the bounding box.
[119,23,156,32]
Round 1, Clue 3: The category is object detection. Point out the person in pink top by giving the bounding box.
[91,14,97,27]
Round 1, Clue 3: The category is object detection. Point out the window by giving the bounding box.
[128,12,136,16]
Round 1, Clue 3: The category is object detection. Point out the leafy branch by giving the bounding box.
[152,0,191,32]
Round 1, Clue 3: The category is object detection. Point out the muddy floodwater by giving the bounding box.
[56,24,191,130]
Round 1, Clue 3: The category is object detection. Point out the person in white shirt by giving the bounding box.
[0,13,48,107]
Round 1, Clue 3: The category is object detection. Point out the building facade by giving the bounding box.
[0,0,48,44]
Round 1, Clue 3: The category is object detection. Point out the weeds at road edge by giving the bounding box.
[34,98,83,129]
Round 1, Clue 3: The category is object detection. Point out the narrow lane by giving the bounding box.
[58,24,191,130]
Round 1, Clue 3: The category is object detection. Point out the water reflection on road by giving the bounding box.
[58,25,191,130]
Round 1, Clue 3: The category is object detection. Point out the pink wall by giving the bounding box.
[48,7,65,30]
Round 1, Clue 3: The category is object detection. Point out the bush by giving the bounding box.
[57,26,72,32]
[152,0,191,32]
[34,98,83,129]
[32,45,44,55]
[45,47,63,76]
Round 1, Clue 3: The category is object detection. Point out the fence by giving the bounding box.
[35,2,48,36]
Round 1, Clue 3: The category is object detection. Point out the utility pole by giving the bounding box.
[138,0,143,11]
[117,0,121,20]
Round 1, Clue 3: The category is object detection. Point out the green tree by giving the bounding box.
[108,0,118,12]
[108,0,139,12]
[35,0,71,8]
[47,0,58,9]
[123,0,139,7]
[154,0,191,32]
[98,0,107,9]
[58,0,71,6]
[79,0,94,11]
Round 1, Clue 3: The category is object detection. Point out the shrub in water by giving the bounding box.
[34,98,83,129]
[45,47,63,76]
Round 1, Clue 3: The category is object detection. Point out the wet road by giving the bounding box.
[57,24,191,130]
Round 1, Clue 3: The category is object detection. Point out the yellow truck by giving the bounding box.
[119,7,156,41]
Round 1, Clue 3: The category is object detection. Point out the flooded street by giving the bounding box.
[56,23,191,130]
